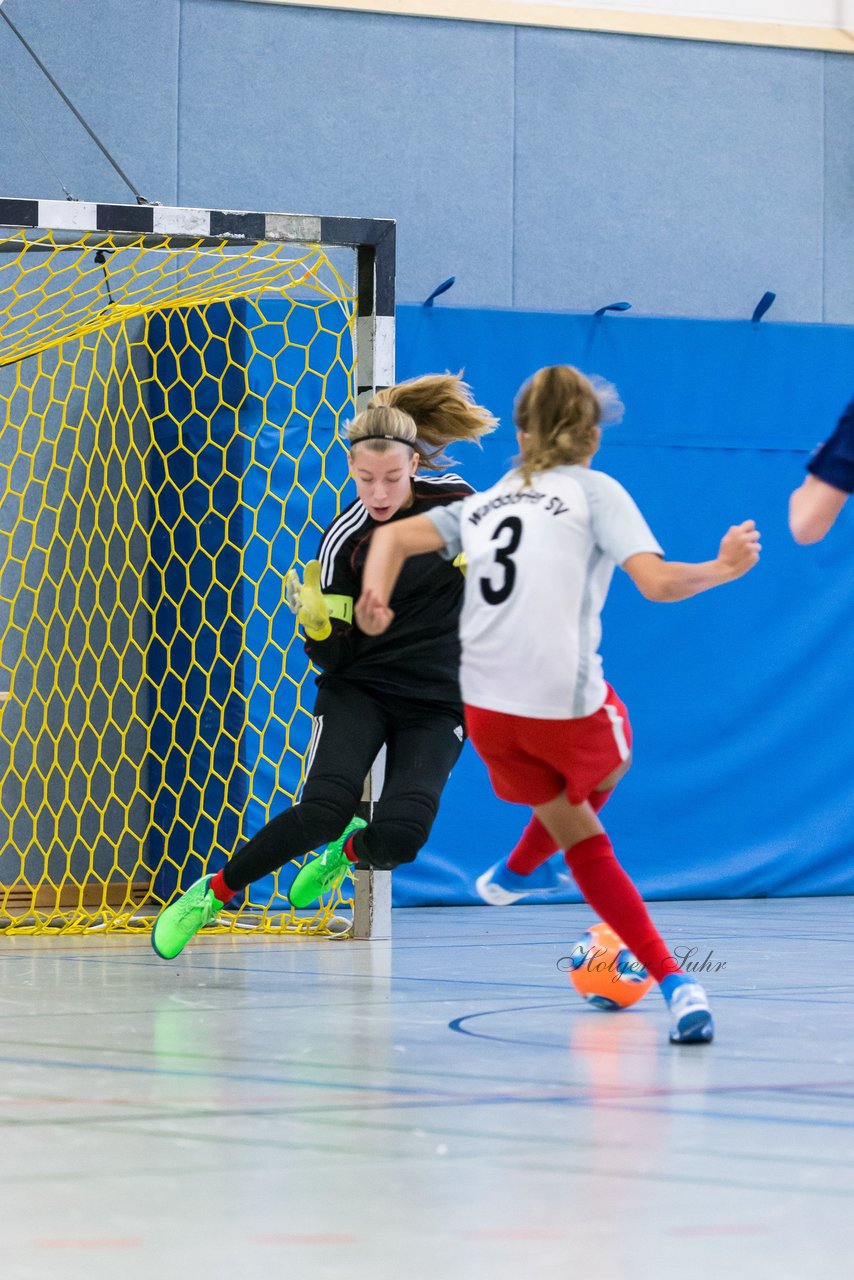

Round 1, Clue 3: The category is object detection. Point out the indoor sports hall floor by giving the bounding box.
[2,898,850,1280]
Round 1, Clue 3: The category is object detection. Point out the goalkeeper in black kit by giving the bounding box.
[152,375,498,958]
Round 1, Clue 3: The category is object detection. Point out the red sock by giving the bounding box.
[507,816,559,874]
[564,834,681,983]
[209,869,235,905]
[343,834,359,863]
[589,788,613,814]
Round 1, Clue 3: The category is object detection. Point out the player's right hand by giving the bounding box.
[718,520,761,580]
[285,560,332,640]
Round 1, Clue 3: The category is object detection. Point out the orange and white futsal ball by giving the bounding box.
[568,921,653,1010]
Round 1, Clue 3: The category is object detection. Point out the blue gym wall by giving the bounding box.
[142,297,854,903]
[392,304,854,903]
[1,0,853,321]
[2,1,853,901]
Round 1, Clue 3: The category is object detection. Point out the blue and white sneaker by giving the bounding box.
[475,857,567,906]
[667,982,714,1044]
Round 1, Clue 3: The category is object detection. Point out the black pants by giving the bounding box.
[222,679,465,893]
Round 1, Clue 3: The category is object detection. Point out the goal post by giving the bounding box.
[0,197,395,941]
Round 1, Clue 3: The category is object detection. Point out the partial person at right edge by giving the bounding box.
[789,396,854,544]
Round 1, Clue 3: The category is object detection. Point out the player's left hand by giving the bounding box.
[717,519,761,580]
[355,588,394,636]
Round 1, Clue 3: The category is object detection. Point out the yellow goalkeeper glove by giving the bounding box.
[285,560,332,641]
[285,562,354,642]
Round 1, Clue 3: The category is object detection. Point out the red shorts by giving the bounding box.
[464,685,633,807]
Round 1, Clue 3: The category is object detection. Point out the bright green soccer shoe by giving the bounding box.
[151,875,220,959]
[288,816,367,909]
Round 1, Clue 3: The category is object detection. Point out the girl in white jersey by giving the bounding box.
[356,365,760,1045]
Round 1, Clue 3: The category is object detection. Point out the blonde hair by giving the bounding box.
[347,405,418,456]
[514,365,622,485]
[347,373,497,472]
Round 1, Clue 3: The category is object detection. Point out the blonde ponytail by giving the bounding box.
[514,366,621,485]
[368,373,498,472]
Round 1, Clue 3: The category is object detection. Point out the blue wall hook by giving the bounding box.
[751,291,776,322]
[422,276,456,307]
[593,301,632,318]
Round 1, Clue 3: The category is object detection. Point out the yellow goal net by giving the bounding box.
[0,201,395,938]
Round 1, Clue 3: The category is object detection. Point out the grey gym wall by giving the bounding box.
[0,0,851,316]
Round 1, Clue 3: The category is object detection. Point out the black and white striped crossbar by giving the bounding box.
[0,196,396,395]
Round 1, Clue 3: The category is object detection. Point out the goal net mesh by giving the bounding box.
[0,226,357,935]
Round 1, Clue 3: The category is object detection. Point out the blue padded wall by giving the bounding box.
[392,303,854,904]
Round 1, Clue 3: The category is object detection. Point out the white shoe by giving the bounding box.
[475,858,566,906]
[668,982,714,1044]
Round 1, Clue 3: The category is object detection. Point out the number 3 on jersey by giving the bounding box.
[479,516,523,605]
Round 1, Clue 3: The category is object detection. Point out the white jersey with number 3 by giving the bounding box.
[426,465,663,719]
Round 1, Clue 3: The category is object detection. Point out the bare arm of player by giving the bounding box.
[355,515,448,636]
[788,475,849,545]
[623,520,761,602]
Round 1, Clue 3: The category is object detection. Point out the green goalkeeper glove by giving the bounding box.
[285,561,354,642]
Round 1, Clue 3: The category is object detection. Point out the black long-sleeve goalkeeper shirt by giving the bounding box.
[304,473,473,714]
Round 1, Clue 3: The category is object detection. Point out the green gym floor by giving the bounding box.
[2,899,850,1280]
